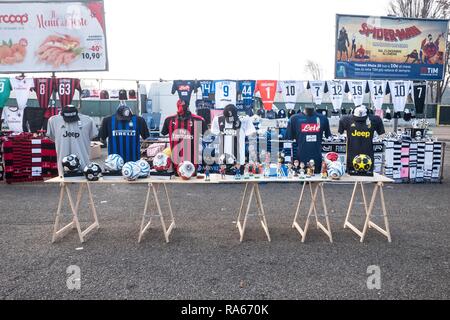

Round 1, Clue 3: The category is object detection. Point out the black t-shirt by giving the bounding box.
[338,115,385,175]
[413,84,426,114]
[22,107,46,133]
[171,80,199,105]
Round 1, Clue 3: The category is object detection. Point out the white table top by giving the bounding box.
[46,173,393,185]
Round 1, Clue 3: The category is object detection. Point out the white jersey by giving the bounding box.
[9,77,34,109]
[214,80,237,110]
[327,80,346,111]
[1,106,23,132]
[388,81,412,112]
[368,80,387,110]
[278,81,304,110]
[345,80,367,107]
[307,81,327,106]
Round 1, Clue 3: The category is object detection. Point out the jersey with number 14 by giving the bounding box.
[368,80,387,110]
[56,78,81,107]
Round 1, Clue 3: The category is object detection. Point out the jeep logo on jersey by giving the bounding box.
[112,130,136,137]
[63,131,80,138]
[301,123,320,133]
[223,128,238,136]
[352,130,371,138]
[172,129,193,140]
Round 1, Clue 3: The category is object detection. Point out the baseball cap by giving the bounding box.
[62,105,80,123]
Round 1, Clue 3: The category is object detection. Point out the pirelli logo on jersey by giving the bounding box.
[112,130,136,137]
[351,130,371,139]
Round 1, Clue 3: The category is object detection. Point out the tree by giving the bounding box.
[304,60,323,80]
[388,0,450,103]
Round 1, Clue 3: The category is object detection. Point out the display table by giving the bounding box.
[46,173,394,244]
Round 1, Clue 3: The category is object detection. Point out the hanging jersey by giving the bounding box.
[306,81,328,106]
[211,116,256,165]
[255,80,278,111]
[0,78,12,108]
[327,80,346,111]
[368,80,387,110]
[287,112,331,173]
[387,81,412,113]
[278,80,304,110]
[238,80,256,106]
[34,78,55,110]
[171,80,199,105]
[22,107,46,133]
[345,80,367,107]
[413,84,427,114]
[198,80,215,100]
[99,115,150,163]
[338,115,385,176]
[56,78,81,108]
[161,113,207,168]
[214,80,237,110]
[10,77,34,108]
[1,107,23,132]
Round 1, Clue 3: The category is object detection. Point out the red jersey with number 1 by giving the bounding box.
[255,80,278,111]
[56,78,81,107]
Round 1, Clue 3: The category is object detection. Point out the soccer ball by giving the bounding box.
[177,161,195,180]
[104,154,124,172]
[122,162,141,181]
[327,161,345,180]
[83,163,102,181]
[352,154,373,173]
[136,159,151,178]
[153,153,172,172]
[325,152,340,163]
[62,154,81,172]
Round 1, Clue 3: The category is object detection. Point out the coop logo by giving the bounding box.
[420,67,439,75]
[0,14,29,25]
[301,123,320,133]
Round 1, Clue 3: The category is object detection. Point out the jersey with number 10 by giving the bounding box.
[387,81,412,112]
[255,80,278,111]
[214,80,237,109]
[278,81,304,110]
[56,78,81,108]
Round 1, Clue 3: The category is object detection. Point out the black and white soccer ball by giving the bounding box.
[62,154,81,173]
[122,162,141,181]
[83,163,103,181]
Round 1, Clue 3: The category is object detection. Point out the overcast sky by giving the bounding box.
[96,0,392,81]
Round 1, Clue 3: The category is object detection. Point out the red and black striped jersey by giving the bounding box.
[56,78,81,107]
[161,112,207,168]
[33,78,55,110]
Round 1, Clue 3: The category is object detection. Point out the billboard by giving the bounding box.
[335,14,449,81]
[0,1,108,73]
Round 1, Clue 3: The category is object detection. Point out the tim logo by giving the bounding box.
[420,67,439,75]
[301,123,320,133]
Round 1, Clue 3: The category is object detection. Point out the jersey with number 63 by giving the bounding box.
[56,78,81,108]
[214,80,237,110]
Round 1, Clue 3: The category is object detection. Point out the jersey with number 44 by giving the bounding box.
[214,80,237,110]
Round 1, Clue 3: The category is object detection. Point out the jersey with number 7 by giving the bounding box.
[56,78,82,108]
[255,80,278,111]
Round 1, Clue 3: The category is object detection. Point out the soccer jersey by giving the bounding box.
[211,115,256,165]
[338,115,385,176]
[238,80,256,106]
[171,80,199,105]
[34,78,55,111]
[99,115,150,163]
[387,81,412,112]
[47,114,98,177]
[1,106,23,132]
[161,112,207,168]
[255,80,278,111]
[287,112,331,173]
[345,80,367,107]
[10,77,34,108]
[413,83,427,114]
[306,81,328,106]
[278,81,304,110]
[214,80,237,110]
[368,80,387,110]
[198,80,215,100]
[327,80,346,111]
[22,107,46,133]
[196,100,214,126]
[56,78,82,108]
[0,78,12,108]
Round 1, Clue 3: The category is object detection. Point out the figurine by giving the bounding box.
[321,161,328,179]
[234,164,242,180]
[287,163,294,178]
[205,166,211,182]
[293,160,300,177]
[220,165,226,179]
[299,162,306,179]
[307,160,315,178]
[244,164,250,179]
[277,163,284,178]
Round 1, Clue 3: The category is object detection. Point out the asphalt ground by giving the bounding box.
[1,146,449,300]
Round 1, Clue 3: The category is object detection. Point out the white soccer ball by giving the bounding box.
[136,159,151,178]
[177,161,196,180]
[104,154,125,172]
[122,162,141,181]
